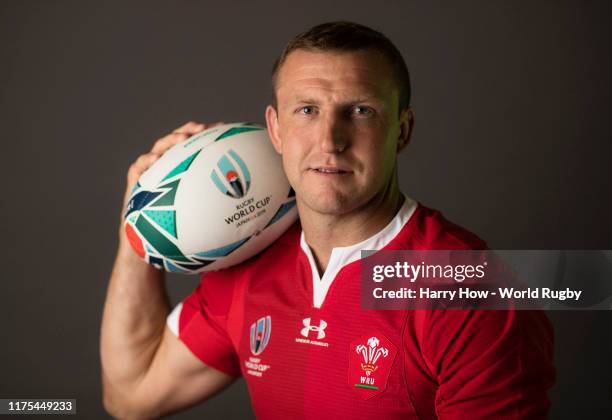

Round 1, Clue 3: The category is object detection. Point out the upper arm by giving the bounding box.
[126,325,237,418]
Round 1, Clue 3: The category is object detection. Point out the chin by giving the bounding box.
[300,190,361,216]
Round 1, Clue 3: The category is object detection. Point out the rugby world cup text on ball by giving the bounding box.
[224,196,272,227]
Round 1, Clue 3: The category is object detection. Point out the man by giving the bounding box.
[101,22,555,419]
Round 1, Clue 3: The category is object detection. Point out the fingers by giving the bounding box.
[173,121,225,136]
[126,152,160,188]
[123,120,226,195]
[150,121,225,155]
[173,121,205,136]
[150,132,190,155]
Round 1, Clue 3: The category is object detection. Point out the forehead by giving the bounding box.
[275,49,396,101]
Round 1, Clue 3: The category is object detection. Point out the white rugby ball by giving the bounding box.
[123,122,297,273]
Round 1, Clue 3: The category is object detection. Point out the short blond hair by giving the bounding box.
[271,21,411,114]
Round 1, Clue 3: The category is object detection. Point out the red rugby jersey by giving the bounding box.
[167,197,555,419]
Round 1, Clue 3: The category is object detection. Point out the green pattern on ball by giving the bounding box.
[215,126,262,141]
[135,215,190,262]
[143,209,177,238]
[151,180,180,207]
[160,149,202,182]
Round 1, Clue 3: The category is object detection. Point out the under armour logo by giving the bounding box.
[301,318,327,339]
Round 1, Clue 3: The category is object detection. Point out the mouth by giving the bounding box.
[310,166,350,175]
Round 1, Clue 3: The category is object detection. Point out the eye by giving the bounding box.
[352,105,374,117]
[298,106,316,115]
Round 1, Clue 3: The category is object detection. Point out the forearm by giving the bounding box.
[100,243,171,394]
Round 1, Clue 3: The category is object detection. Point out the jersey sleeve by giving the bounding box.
[409,309,556,419]
[166,271,241,377]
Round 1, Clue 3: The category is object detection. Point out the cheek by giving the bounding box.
[362,140,397,178]
[280,128,309,159]
[280,138,301,164]
[278,136,306,180]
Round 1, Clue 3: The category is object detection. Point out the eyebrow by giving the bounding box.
[293,97,320,105]
[290,95,384,105]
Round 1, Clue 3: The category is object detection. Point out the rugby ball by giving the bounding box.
[123,122,297,274]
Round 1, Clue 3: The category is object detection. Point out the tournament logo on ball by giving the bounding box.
[211,149,251,199]
[348,334,397,399]
[250,316,271,355]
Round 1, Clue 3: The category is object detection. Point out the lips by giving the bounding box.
[313,167,348,174]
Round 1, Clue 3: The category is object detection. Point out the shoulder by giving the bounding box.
[397,202,487,250]
[191,220,302,306]
[217,219,302,278]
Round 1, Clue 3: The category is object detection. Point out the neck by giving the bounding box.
[299,180,404,275]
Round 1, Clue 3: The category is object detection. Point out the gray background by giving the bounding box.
[1,0,611,418]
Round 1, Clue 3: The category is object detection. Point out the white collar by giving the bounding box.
[300,196,418,308]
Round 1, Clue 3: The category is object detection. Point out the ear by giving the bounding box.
[265,105,283,154]
[397,107,414,153]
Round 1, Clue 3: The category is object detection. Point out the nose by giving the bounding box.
[317,113,349,154]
